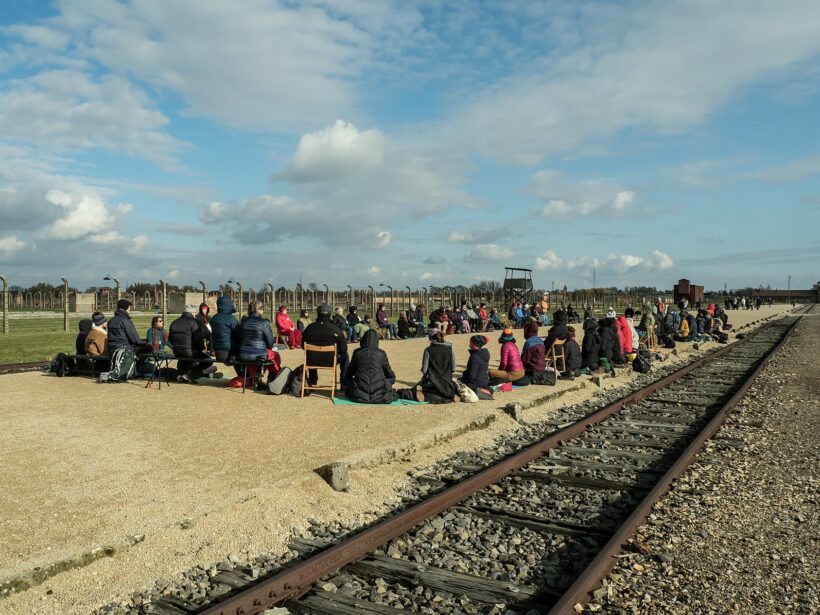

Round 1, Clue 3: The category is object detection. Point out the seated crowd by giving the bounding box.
[68,295,731,396]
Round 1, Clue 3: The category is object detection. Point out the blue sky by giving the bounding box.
[0,0,818,292]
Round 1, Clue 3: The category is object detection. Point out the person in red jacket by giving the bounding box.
[489,328,525,383]
[275,306,300,348]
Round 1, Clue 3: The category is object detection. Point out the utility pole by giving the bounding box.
[61,277,69,332]
[787,274,791,305]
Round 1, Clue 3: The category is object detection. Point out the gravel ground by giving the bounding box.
[584,308,819,615]
[0,305,794,614]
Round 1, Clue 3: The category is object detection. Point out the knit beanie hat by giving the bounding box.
[92,313,107,326]
[469,334,488,349]
[499,328,515,343]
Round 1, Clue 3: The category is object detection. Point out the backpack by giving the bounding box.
[632,353,651,374]
[99,347,136,383]
[288,365,305,396]
[455,380,479,403]
[47,353,69,377]
[268,366,292,395]
[530,369,557,386]
[662,336,676,349]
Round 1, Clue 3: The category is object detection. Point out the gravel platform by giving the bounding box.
[584,308,819,615]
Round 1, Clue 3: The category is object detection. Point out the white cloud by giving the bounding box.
[447,227,508,244]
[465,243,514,262]
[419,272,442,281]
[652,250,675,270]
[88,231,123,244]
[744,155,820,183]
[606,253,644,272]
[118,203,133,214]
[375,231,392,248]
[43,193,115,240]
[532,170,640,219]
[535,250,564,271]
[127,234,149,256]
[0,235,26,254]
[367,265,381,277]
[280,120,385,182]
[166,269,180,279]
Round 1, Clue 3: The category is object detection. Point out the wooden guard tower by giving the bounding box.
[503,267,534,307]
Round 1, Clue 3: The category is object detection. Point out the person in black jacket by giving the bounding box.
[75,317,93,354]
[107,299,149,353]
[396,313,412,339]
[460,334,491,398]
[344,330,396,403]
[581,317,601,372]
[561,326,582,378]
[302,303,348,390]
[332,307,352,340]
[195,302,213,353]
[598,317,617,372]
[170,306,218,383]
[346,306,362,341]
[544,309,569,352]
[419,330,458,403]
[211,296,240,376]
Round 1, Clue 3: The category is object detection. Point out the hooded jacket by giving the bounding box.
[238,314,275,360]
[347,306,361,327]
[522,325,546,373]
[599,318,617,361]
[211,296,239,353]
[638,309,655,334]
[344,330,395,404]
[76,319,93,354]
[498,340,524,372]
[169,312,207,358]
[616,316,632,355]
[302,315,348,366]
[564,336,582,371]
[85,325,108,356]
[421,340,458,400]
[543,314,569,350]
[581,318,600,370]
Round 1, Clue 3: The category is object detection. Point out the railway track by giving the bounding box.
[130,312,799,615]
[0,360,49,375]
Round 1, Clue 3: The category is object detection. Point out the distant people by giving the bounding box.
[276,305,300,348]
[145,315,170,352]
[561,326,582,378]
[301,304,348,393]
[410,304,426,337]
[566,305,580,324]
[430,306,449,333]
[477,303,489,331]
[353,313,371,341]
[489,328,525,384]
[637,303,655,338]
[344,330,397,404]
[521,320,546,378]
[616,315,632,357]
[488,307,503,331]
[346,306,362,341]
[460,334,492,399]
[75,317,93,354]
[85,312,109,356]
[539,294,550,325]
[419,330,458,403]
[170,306,220,384]
[211,297,239,373]
[675,310,692,341]
[376,304,399,340]
[397,312,412,339]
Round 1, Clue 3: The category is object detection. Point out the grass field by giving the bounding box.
[0,315,155,364]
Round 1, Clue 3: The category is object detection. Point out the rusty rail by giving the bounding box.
[199,316,795,615]
[547,309,805,614]
[0,361,49,375]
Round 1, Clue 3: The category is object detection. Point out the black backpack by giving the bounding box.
[632,353,651,374]
[288,365,304,396]
[531,369,557,386]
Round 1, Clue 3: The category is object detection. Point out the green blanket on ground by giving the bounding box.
[332,397,427,406]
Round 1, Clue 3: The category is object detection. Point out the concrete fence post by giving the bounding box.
[1,274,8,334]
[61,277,69,332]
[159,280,167,326]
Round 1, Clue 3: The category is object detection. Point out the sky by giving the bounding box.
[0,0,819,293]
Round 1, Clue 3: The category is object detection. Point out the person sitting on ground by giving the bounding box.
[582,317,601,373]
[297,309,310,332]
[675,310,692,341]
[598,317,618,373]
[75,317,93,354]
[353,313,371,341]
[488,307,503,331]
[540,294,551,326]
[460,334,492,399]
[561,326,582,378]
[566,305,580,324]
[544,309,569,354]
[275,305,299,348]
[627,315,640,352]
[397,312,412,339]
[145,315,170,352]
[419,330,459,403]
[210,297,240,375]
[344,329,397,404]
[637,303,655,338]
[302,303,348,393]
[332,307,352,341]
[489,328,526,384]
[376,304,399,340]
[346,305,362,341]
[430,306,448,333]
[616,314,632,357]
[85,312,109,356]
[170,306,220,384]
[195,302,213,354]
[521,320,546,378]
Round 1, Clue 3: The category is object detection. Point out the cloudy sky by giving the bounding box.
[1,0,819,292]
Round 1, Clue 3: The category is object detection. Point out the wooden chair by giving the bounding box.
[547,338,567,373]
[301,344,337,399]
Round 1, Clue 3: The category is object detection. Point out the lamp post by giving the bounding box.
[60,277,69,332]
[266,282,274,322]
[199,280,206,303]
[406,285,412,311]
[367,285,375,316]
[227,279,243,316]
[323,284,330,305]
[1,274,8,334]
[422,286,428,308]
[103,274,120,305]
[346,285,353,306]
